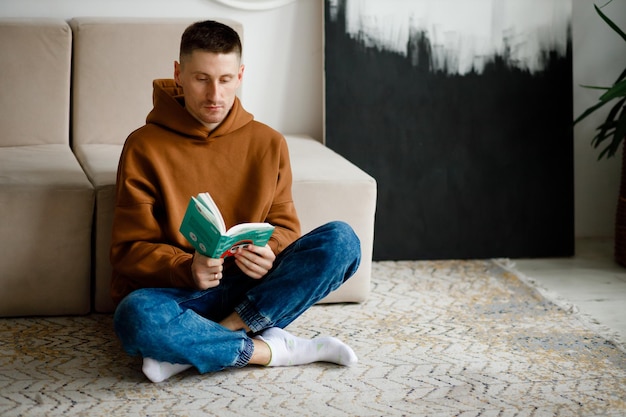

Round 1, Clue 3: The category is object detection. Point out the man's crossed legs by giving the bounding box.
[113,221,361,382]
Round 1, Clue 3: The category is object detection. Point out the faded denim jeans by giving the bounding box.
[113,221,361,374]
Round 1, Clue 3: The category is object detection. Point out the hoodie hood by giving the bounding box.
[146,79,254,140]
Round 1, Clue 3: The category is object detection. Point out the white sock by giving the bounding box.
[256,327,358,367]
[142,357,192,383]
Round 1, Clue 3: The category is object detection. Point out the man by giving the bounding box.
[111,20,361,383]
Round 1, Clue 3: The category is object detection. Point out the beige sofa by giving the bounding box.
[0,17,376,317]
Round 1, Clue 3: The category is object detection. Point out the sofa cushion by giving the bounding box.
[73,144,122,187]
[0,19,71,147]
[287,135,377,303]
[0,145,94,316]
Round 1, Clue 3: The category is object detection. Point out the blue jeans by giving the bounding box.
[113,221,361,374]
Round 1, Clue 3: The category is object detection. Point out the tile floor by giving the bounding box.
[514,238,626,344]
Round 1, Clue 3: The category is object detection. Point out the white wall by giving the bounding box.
[1,0,625,241]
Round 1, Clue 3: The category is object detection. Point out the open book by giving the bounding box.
[179,192,275,258]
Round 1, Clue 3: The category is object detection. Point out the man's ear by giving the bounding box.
[237,64,245,85]
[174,61,181,85]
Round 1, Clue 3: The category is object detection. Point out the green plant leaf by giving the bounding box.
[610,107,626,156]
[597,96,626,139]
[594,121,619,158]
[598,145,612,159]
[593,99,626,159]
[600,97,626,136]
[595,4,626,44]
[591,122,615,148]
[599,79,626,101]
[580,84,611,91]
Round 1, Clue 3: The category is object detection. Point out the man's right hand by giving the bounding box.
[191,253,225,290]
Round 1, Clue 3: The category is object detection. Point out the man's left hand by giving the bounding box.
[233,244,275,279]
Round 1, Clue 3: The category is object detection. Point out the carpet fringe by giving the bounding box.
[493,258,626,354]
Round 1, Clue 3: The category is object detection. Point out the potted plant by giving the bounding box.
[574,3,626,265]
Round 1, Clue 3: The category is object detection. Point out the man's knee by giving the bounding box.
[319,221,361,279]
[113,289,169,349]
[326,221,360,258]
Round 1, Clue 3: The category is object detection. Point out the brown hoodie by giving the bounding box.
[109,79,301,304]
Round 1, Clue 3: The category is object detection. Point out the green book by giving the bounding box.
[179,192,275,258]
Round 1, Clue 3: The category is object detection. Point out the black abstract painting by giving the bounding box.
[325,0,574,260]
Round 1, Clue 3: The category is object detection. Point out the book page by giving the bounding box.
[195,193,226,233]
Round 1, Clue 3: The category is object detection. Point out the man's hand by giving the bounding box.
[233,244,275,279]
[191,253,224,290]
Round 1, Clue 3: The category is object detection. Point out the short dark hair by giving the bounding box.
[180,20,242,61]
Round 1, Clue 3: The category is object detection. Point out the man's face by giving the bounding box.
[174,50,243,131]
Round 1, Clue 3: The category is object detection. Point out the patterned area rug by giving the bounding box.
[1,260,625,416]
